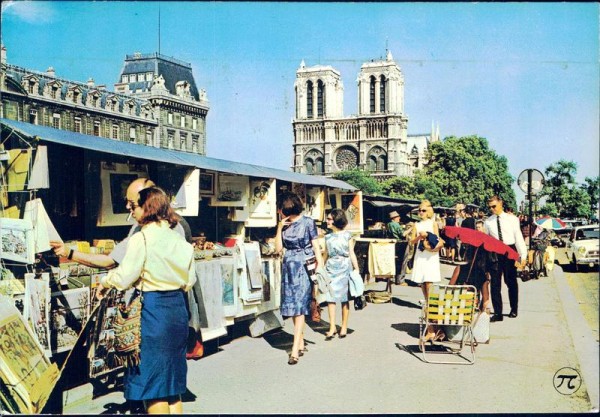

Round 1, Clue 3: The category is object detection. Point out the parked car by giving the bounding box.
[565,225,599,271]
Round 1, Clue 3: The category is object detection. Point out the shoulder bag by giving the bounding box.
[113,232,147,368]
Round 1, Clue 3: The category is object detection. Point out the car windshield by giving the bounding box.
[577,228,599,240]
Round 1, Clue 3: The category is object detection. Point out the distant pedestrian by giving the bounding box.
[484,195,527,322]
[386,210,404,240]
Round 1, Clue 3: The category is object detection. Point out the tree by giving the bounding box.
[421,135,516,209]
[582,176,600,215]
[541,160,593,219]
[333,169,382,195]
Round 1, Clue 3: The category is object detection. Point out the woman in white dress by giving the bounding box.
[408,200,444,340]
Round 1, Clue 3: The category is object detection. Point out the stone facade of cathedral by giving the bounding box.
[292,51,438,180]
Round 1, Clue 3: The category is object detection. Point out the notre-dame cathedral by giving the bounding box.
[292,50,439,180]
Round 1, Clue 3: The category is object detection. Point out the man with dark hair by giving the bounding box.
[484,195,527,322]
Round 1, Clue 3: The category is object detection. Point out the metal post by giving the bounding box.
[527,169,533,251]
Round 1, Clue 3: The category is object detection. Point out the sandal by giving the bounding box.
[325,331,338,341]
[288,355,299,365]
[299,347,308,357]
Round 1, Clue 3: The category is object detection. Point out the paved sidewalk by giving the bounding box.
[69,263,598,414]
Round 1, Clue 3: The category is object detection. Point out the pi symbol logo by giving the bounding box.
[553,367,582,395]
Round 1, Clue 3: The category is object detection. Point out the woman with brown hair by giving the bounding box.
[98,186,196,414]
[408,199,444,341]
[275,192,323,365]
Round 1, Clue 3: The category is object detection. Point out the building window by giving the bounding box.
[379,75,386,113]
[91,95,99,107]
[28,81,36,94]
[180,133,187,150]
[112,124,119,139]
[146,72,153,81]
[306,81,313,118]
[29,109,38,125]
[72,91,79,104]
[146,129,153,145]
[168,112,173,124]
[315,157,324,174]
[74,117,81,133]
[180,115,186,128]
[317,80,324,118]
[167,131,174,148]
[130,127,136,142]
[122,75,129,83]
[52,113,61,129]
[369,76,376,113]
[192,134,199,151]
[131,74,137,82]
[192,118,197,130]
[93,121,100,136]
[51,86,59,100]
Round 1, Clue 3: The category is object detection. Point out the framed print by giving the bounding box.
[50,288,90,354]
[211,174,249,207]
[199,171,215,196]
[292,182,307,204]
[0,218,35,264]
[97,162,148,227]
[23,273,51,356]
[340,191,364,234]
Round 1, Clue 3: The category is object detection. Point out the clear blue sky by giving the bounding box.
[2,2,598,203]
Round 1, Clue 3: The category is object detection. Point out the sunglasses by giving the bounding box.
[418,209,427,213]
[125,198,138,209]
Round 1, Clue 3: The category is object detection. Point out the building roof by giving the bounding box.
[0,118,356,191]
[118,53,200,100]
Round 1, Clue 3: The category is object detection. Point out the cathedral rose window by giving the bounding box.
[336,147,358,170]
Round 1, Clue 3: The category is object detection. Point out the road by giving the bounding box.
[65,260,599,414]
[555,247,599,342]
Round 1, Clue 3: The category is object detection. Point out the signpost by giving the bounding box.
[518,169,545,250]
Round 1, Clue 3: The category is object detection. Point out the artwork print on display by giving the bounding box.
[23,273,51,355]
[50,288,90,354]
[211,174,249,207]
[0,218,35,264]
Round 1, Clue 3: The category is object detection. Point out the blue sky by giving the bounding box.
[2,2,598,203]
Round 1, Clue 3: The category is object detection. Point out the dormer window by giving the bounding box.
[122,75,129,83]
[28,81,36,94]
[51,86,59,99]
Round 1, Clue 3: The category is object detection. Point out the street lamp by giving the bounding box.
[518,169,545,250]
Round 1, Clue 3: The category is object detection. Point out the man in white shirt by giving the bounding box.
[484,195,527,322]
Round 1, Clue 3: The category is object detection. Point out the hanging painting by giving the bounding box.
[199,171,215,196]
[340,191,364,234]
[246,179,277,227]
[97,162,148,226]
[0,218,35,264]
[306,187,325,221]
[211,174,249,207]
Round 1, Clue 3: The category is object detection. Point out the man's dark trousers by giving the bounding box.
[490,248,519,316]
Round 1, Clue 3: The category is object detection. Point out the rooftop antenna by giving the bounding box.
[158,2,161,55]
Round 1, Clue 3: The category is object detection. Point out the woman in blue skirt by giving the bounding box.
[275,192,323,365]
[99,187,196,414]
[323,209,359,340]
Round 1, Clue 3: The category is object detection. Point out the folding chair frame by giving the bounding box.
[419,284,477,365]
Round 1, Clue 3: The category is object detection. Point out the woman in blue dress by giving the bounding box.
[323,209,359,340]
[275,192,323,365]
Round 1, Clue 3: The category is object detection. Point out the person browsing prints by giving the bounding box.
[97,187,196,414]
[50,177,192,266]
[386,210,404,240]
[484,195,527,322]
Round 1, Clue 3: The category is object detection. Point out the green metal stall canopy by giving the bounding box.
[0,118,356,190]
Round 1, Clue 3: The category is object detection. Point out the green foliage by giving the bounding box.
[333,169,382,195]
[421,135,516,209]
[541,160,593,219]
[582,176,600,213]
[538,202,558,217]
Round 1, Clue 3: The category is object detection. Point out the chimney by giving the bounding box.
[46,66,56,77]
[97,84,106,91]
[1,45,6,65]
[86,78,95,88]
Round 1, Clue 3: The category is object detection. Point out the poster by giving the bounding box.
[220,256,238,318]
[0,296,59,414]
[173,168,200,216]
[306,186,325,221]
[244,242,263,291]
[50,288,90,354]
[23,273,51,356]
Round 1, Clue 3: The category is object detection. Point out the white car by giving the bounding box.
[566,225,599,271]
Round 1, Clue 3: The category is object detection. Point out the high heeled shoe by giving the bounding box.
[324,331,338,341]
[298,347,308,357]
[288,354,299,365]
[339,330,348,338]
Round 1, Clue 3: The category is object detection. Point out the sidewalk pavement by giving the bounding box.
[68,263,598,414]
